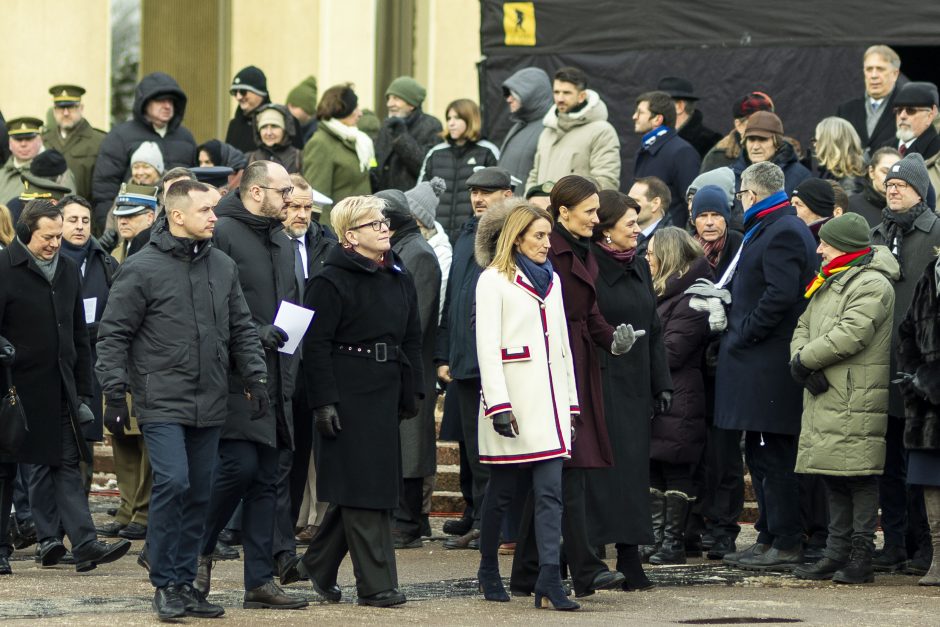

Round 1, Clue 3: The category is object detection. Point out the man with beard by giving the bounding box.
[893,82,940,160]
[196,160,307,610]
[42,85,105,201]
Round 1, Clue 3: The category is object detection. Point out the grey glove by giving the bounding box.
[685,278,731,304]
[77,403,95,425]
[611,323,646,355]
[689,295,728,333]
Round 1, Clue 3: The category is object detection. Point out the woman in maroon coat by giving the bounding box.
[510,175,641,598]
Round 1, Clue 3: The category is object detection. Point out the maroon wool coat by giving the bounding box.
[548,226,615,468]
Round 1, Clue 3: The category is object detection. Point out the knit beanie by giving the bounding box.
[405,177,446,227]
[375,189,415,231]
[256,106,285,129]
[31,149,68,178]
[687,167,735,206]
[385,76,426,108]
[885,152,930,201]
[691,185,731,221]
[792,178,835,218]
[230,66,268,96]
[818,213,871,253]
[286,76,318,116]
[130,141,165,174]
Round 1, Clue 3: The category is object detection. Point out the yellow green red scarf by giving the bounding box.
[804,247,872,299]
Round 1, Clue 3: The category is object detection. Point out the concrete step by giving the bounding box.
[436,441,459,466]
[93,441,114,475]
[435,464,460,493]
[431,490,465,515]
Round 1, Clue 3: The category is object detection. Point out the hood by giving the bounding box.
[502,67,553,124]
[149,214,212,261]
[132,72,188,132]
[473,198,530,268]
[543,90,609,133]
[214,190,284,235]
[251,103,298,149]
[868,244,901,281]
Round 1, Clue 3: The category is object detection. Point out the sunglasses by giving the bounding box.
[894,106,932,116]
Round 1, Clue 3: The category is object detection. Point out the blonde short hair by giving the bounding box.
[331,195,386,245]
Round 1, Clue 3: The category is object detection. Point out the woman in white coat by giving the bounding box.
[473,199,580,611]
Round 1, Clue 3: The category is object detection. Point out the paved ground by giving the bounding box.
[1,494,939,625]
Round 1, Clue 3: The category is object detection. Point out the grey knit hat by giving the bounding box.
[885,152,930,201]
[405,177,446,227]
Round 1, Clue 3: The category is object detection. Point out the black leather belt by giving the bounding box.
[334,343,400,362]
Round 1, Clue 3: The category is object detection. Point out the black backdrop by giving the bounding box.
[478,0,940,190]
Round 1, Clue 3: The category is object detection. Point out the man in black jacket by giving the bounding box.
[374,76,443,192]
[196,161,306,610]
[836,45,903,153]
[96,180,268,620]
[226,66,271,154]
[657,77,722,159]
[893,82,940,161]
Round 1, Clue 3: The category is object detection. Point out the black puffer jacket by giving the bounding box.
[213,191,300,449]
[419,138,499,242]
[95,217,267,428]
[246,104,303,174]
[91,73,197,228]
[374,107,443,192]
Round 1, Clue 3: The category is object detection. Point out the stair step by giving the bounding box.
[436,441,459,466]
[435,464,460,492]
[431,490,465,514]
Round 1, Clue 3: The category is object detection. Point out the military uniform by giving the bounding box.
[42,86,105,202]
[5,171,72,223]
[0,117,44,204]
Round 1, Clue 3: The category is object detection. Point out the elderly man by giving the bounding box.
[837,45,904,152]
[712,162,817,571]
[42,85,105,200]
[374,76,442,192]
[869,152,940,574]
[892,82,940,161]
[226,66,271,154]
[0,117,47,203]
[112,184,158,260]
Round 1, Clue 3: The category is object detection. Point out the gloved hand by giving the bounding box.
[314,404,342,439]
[684,278,731,304]
[654,390,673,415]
[912,363,940,405]
[77,400,95,425]
[103,394,131,438]
[492,411,519,438]
[611,323,646,355]
[386,116,407,135]
[689,295,728,333]
[246,378,270,420]
[805,370,830,396]
[258,325,289,351]
[893,371,916,398]
[0,336,14,367]
[400,396,422,421]
[790,354,813,386]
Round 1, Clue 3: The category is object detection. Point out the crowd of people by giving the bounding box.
[0,42,939,619]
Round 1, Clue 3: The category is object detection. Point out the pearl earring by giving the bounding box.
[605,234,612,244]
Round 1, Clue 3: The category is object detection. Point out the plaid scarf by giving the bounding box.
[694,232,726,269]
[804,247,872,299]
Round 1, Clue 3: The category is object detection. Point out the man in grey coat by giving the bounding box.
[498,68,553,189]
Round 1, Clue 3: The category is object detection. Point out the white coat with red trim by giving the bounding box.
[475,266,578,464]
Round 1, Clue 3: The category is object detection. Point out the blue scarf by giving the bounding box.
[742,190,790,245]
[515,252,554,298]
[642,125,670,149]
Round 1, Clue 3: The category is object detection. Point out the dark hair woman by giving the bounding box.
[585,190,671,588]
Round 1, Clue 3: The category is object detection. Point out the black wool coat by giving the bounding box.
[678,110,723,160]
[213,192,300,450]
[0,240,93,466]
[848,177,886,229]
[303,246,423,510]
[836,85,901,151]
[374,108,443,192]
[585,250,671,545]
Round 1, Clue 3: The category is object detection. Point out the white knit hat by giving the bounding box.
[130,141,165,174]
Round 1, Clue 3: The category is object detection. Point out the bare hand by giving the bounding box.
[437,364,452,384]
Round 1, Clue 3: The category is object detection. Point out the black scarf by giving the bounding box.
[881,202,929,280]
[554,222,590,262]
[60,238,91,269]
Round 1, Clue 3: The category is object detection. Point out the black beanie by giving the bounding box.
[230,66,268,96]
[792,178,835,218]
[31,150,68,178]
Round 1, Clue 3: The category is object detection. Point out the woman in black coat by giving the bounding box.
[585,190,671,590]
[286,195,423,607]
[645,227,711,565]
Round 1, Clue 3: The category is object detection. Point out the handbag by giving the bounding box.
[0,365,29,457]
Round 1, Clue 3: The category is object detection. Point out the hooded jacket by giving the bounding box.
[226,96,272,155]
[498,68,553,185]
[526,90,621,192]
[246,104,303,174]
[92,73,196,228]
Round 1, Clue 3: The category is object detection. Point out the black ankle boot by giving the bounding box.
[616,544,654,591]
[833,537,875,584]
[534,564,579,611]
[478,557,509,602]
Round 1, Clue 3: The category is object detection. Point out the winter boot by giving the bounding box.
[615,544,654,591]
[649,491,692,565]
[640,488,666,562]
[832,536,875,584]
[919,487,940,586]
[477,555,509,602]
[534,564,579,611]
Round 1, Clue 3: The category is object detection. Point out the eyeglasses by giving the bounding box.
[894,106,932,116]
[350,218,391,232]
[258,185,294,199]
[885,181,909,191]
[231,89,250,97]
[734,189,753,200]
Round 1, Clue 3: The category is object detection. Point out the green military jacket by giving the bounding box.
[43,117,105,201]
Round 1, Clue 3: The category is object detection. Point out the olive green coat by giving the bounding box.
[43,118,105,201]
[302,123,371,226]
[791,245,899,476]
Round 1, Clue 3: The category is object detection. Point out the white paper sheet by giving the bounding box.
[272,301,315,355]
[83,297,98,324]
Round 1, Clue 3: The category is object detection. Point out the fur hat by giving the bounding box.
[405,177,446,227]
[31,149,68,179]
[473,197,530,268]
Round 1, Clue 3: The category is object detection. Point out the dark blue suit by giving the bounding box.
[634,128,701,228]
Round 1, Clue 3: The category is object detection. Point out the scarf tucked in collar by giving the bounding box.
[694,232,726,269]
[596,241,637,265]
[804,247,872,299]
[881,203,929,280]
[642,125,669,149]
[515,252,554,297]
[554,223,590,262]
[742,190,790,245]
[60,238,91,269]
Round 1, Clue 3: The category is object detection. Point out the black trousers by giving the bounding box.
[822,475,879,559]
[800,474,829,549]
[12,464,32,523]
[272,448,296,558]
[649,460,695,495]
[700,426,744,540]
[395,477,424,538]
[0,463,16,556]
[745,431,801,550]
[511,467,608,595]
[289,388,313,526]
[300,504,398,597]
[455,378,489,526]
[879,416,909,548]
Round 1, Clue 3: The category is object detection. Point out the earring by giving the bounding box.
[604,234,612,244]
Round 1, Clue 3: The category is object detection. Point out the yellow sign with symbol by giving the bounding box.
[503,2,536,46]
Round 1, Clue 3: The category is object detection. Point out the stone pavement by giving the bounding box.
[1,494,939,625]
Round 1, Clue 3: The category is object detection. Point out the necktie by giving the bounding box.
[871,100,879,114]
[899,144,907,156]
[292,238,305,300]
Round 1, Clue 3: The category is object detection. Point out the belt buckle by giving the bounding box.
[375,342,387,362]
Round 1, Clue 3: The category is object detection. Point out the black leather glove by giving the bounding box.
[0,336,14,367]
[246,378,270,420]
[492,411,519,438]
[314,404,342,439]
[386,116,407,135]
[654,390,673,415]
[258,325,289,351]
[399,396,421,421]
[790,354,813,386]
[103,394,131,438]
[804,371,830,396]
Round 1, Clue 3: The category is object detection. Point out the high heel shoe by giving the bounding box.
[533,564,580,611]
[477,566,510,602]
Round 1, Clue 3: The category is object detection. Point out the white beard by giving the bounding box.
[896,126,916,143]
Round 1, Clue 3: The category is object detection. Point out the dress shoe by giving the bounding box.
[419,514,432,538]
[118,522,147,540]
[138,542,151,572]
[498,542,516,555]
[736,546,803,572]
[276,551,307,586]
[393,530,423,549]
[443,528,480,550]
[283,556,341,602]
[244,581,309,609]
[311,578,342,603]
[37,538,67,567]
[722,542,770,566]
[574,569,626,598]
[213,541,240,561]
[153,584,186,621]
[872,544,908,572]
[195,554,213,595]
[60,551,75,565]
[706,536,736,560]
[295,525,318,544]
[794,557,847,580]
[616,545,654,591]
[95,520,126,537]
[0,553,11,575]
[218,528,241,546]
[178,582,225,617]
[72,538,132,572]
[11,517,37,550]
[442,515,473,537]
[357,589,407,607]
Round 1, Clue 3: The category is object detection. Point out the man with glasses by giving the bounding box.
[196,160,307,610]
[869,152,940,574]
[893,82,940,160]
[836,45,903,152]
[225,66,271,154]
